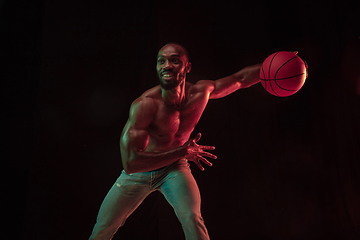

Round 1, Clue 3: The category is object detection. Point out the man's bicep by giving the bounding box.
[194,80,216,96]
[129,97,156,129]
[121,125,150,156]
[120,123,151,173]
[197,77,241,99]
[120,98,156,158]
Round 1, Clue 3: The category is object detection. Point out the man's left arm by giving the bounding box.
[197,63,262,99]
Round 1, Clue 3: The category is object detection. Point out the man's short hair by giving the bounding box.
[163,42,190,62]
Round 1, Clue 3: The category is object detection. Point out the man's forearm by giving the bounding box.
[235,63,262,88]
[123,146,187,174]
[208,63,262,99]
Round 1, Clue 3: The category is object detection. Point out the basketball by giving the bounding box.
[260,51,307,97]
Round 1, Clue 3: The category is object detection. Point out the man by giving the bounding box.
[89,43,262,240]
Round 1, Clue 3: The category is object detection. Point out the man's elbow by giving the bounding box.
[122,159,134,174]
[122,158,141,174]
[122,164,132,174]
[121,150,138,174]
[124,168,135,174]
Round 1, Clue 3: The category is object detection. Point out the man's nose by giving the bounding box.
[164,60,173,69]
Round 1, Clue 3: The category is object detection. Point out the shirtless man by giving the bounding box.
[89,43,262,240]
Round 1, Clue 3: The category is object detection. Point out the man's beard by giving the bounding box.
[160,78,182,90]
[159,72,184,90]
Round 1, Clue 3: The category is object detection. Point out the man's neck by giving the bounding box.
[161,80,186,109]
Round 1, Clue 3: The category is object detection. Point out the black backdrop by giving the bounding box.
[3,0,360,239]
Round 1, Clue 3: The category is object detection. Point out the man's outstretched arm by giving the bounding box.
[196,63,262,99]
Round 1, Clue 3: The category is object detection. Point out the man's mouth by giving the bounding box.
[161,72,175,79]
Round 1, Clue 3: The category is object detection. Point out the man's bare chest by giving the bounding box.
[149,102,204,138]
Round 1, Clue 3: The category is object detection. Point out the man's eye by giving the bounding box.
[173,59,180,63]
[158,59,165,64]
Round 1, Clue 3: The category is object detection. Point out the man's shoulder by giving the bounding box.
[187,80,215,95]
[143,85,162,99]
[131,86,161,109]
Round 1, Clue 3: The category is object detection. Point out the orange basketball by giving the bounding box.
[260,51,307,97]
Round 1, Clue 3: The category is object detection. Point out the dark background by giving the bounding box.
[2,0,360,239]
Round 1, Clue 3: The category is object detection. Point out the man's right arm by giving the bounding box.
[120,97,188,174]
[120,97,216,174]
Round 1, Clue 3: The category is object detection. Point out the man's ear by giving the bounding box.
[185,62,192,73]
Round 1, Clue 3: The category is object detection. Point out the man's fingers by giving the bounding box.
[193,133,202,143]
[189,155,213,171]
[198,156,213,167]
[194,160,205,171]
[199,151,217,159]
[199,145,215,151]
[186,133,217,169]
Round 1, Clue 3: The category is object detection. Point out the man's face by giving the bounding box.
[156,44,191,90]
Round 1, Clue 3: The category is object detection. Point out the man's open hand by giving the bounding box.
[183,133,217,171]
